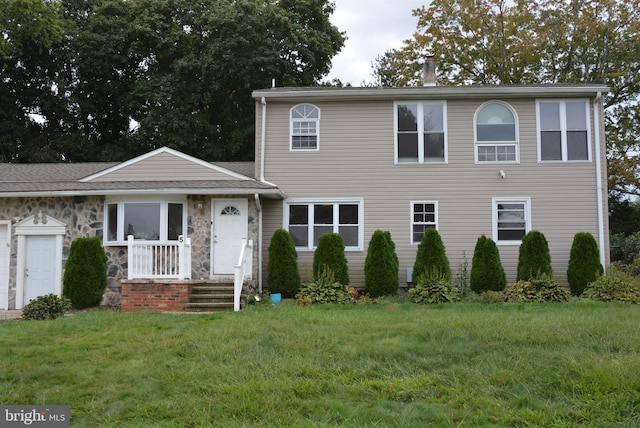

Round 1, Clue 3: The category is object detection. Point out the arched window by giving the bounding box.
[475,102,518,163]
[290,104,320,150]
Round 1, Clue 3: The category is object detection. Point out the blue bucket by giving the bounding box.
[271,293,282,304]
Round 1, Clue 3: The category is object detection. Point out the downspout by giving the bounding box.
[593,92,606,270]
[255,193,263,294]
[258,96,267,293]
[260,97,267,182]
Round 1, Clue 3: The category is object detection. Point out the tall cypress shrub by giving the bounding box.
[470,235,506,293]
[267,229,300,298]
[517,230,553,281]
[412,228,451,280]
[383,231,399,284]
[313,233,349,285]
[63,236,107,309]
[364,230,399,297]
[567,232,603,296]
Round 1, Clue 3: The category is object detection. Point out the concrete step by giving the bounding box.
[187,282,235,312]
[184,302,234,312]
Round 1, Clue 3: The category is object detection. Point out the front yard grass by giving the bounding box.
[1,299,639,427]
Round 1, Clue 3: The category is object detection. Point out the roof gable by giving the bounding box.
[80,147,251,182]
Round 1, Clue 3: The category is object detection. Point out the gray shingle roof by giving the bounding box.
[0,161,280,196]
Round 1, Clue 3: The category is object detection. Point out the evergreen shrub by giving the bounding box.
[22,294,71,320]
[470,235,506,293]
[267,229,300,298]
[412,229,451,281]
[567,232,603,296]
[517,230,552,281]
[312,233,349,285]
[63,236,108,309]
[364,230,399,297]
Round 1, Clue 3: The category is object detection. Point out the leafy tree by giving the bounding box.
[313,233,349,285]
[0,0,67,162]
[370,0,640,201]
[364,230,399,297]
[517,231,553,281]
[567,232,603,296]
[470,235,506,293]
[412,228,451,280]
[267,229,300,298]
[63,237,108,309]
[1,0,345,163]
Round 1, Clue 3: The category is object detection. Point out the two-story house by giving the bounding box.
[252,83,610,289]
[0,82,609,310]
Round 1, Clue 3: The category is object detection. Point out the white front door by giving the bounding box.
[212,199,248,275]
[0,222,10,310]
[24,235,57,305]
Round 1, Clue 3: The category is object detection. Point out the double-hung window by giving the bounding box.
[105,197,186,244]
[475,102,518,163]
[492,197,531,244]
[411,201,438,244]
[291,104,320,150]
[285,199,363,250]
[395,101,447,163]
[537,100,590,161]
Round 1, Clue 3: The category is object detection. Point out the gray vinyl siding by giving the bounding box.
[90,152,242,182]
[259,95,609,289]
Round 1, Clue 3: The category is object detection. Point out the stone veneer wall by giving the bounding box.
[0,195,260,310]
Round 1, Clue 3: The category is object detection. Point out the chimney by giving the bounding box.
[422,55,437,86]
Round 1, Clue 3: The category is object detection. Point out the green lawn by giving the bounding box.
[1,299,639,427]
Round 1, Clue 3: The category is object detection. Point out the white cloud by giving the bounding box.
[326,0,427,86]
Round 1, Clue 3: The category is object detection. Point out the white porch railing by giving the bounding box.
[127,235,192,280]
[234,239,253,312]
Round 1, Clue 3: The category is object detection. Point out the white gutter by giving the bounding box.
[594,91,606,270]
[254,193,263,294]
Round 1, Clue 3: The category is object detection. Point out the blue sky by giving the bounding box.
[326,0,428,86]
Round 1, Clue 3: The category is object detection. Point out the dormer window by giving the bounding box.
[291,104,320,150]
[475,102,518,163]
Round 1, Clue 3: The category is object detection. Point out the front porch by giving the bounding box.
[121,236,255,312]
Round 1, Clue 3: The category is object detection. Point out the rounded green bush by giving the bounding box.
[470,235,506,293]
[267,228,300,298]
[364,230,399,297]
[22,294,71,320]
[313,233,349,285]
[517,230,552,281]
[63,236,107,309]
[567,232,603,296]
[412,228,451,280]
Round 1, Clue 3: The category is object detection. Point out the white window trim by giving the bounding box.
[474,101,519,164]
[536,99,592,163]
[290,103,320,152]
[410,201,438,244]
[104,195,187,245]
[492,197,531,245]
[394,101,448,164]
[283,198,364,251]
